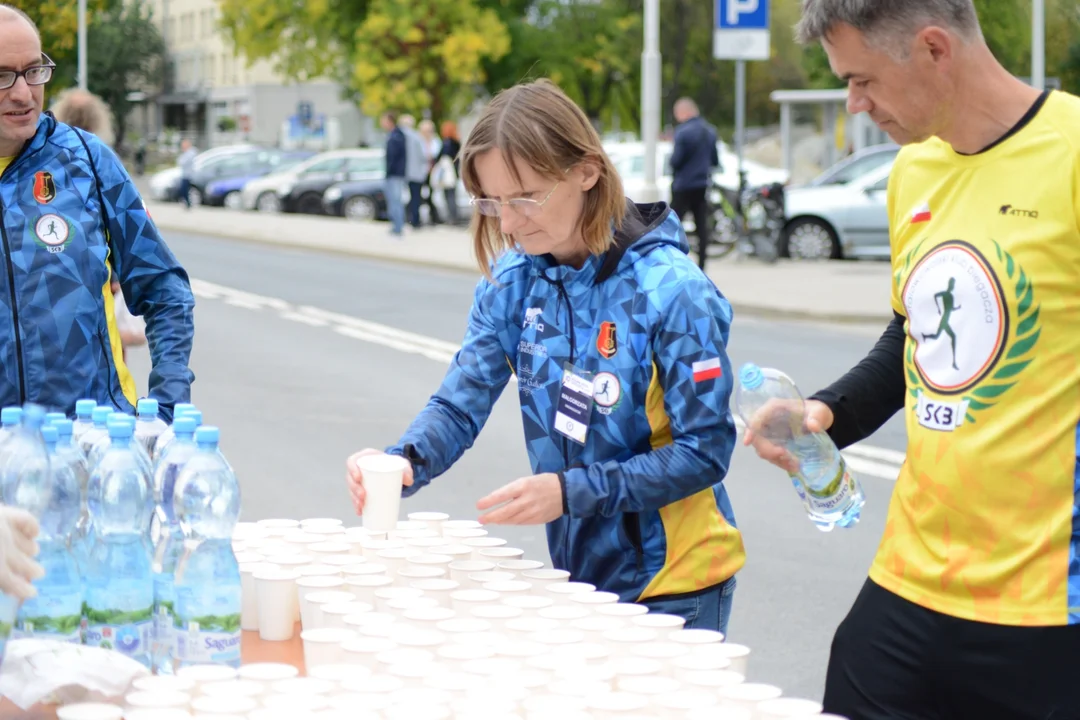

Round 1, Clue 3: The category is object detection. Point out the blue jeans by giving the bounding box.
[384,177,405,234]
[640,576,736,636]
[408,181,424,228]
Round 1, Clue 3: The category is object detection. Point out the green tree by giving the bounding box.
[8,0,107,92]
[352,0,510,121]
[86,0,165,152]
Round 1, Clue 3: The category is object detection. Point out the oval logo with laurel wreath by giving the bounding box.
[899,239,1041,427]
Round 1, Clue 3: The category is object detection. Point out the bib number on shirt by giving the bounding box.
[915,390,969,432]
[554,363,594,445]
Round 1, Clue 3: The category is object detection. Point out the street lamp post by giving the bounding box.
[77,0,88,90]
[640,0,661,203]
[1032,0,1045,90]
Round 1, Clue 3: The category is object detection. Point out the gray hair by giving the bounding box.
[795,0,981,50]
[52,89,115,146]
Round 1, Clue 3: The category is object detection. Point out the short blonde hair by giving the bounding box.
[52,88,115,146]
[460,79,626,277]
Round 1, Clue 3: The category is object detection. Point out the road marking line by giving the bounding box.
[192,277,905,478]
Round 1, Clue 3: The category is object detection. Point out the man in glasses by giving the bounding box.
[0,5,195,420]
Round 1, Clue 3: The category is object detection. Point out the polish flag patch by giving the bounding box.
[911,203,932,224]
[692,358,723,382]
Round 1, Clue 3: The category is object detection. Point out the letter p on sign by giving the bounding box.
[727,0,759,25]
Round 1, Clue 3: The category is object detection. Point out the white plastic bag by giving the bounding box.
[0,639,149,709]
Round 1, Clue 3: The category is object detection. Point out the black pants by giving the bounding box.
[670,187,710,270]
[408,181,423,228]
[825,579,1080,720]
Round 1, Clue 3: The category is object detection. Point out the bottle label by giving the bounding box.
[801,459,857,517]
[13,615,83,643]
[153,604,174,661]
[174,614,241,664]
[85,608,153,657]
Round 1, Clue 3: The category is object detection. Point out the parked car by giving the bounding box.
[241,149,384,213]
[780,159,893,260]
[147,144,261,202]
[322,178,389,221]
[799,143,899,188]
[203,151,316,209]
[186,149,290,207]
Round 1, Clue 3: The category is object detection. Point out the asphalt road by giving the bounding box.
[126,230,907,699]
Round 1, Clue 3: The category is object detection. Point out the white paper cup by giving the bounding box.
[397,565,449,583]
[669,627,725,646]
[444,529,489,542]
[344,575,395,604]
[496,559,545,574]
[469,604,522,632]
[610,656,664,679]
[538,605,590,624]
[586,691,648,717]
[258,519,300,530]
[301,517,343,528]
[408,511,450,532]
[342,672,407,694]
[361,538,405,561]
[482,580,533,598]
[295,563,342,579]
[386,663,445,690]
[270,677,338,695]
[325,691,392,714]
[602,626,659,653]
[408,553,454,572]
[387,596,440,613]
[593,602,649,624]
[630,641,690,668]
[356,454,409,532]
[501,594,554,616]
[342,610,397,634]
[237,662,300,683]
[240,561,278,631]
[653,689,720,714]
[302,627,357,668]
[523,568,572,583]
[56,705,125,720]
[234,551,266,564]
[281,530,322,547]
[301,590,357,630]
[463,657,522,679]
[477,547,525,564]
[124,691,191,710]
[551,641,611,668]
[321,600,375,629]
[190,696,257,715]
[341,636,398,669]
[342,562,390,578]
[373,586,425,612]
[449,560,496,584]
[505,616,561,637]
[544,581,598,605]
[687,708,754,720]
[322,554,365,567]
[376,546,422,575]
[253,568,300,640]
[393,519,431,532]
[469,571,515,586]
[570,591,620,612]
[436,643,495,663]
[694,642,751,676]
[407,578,460,606]
[441,519,483,534]
[309,541,352,557]
[717,683,783,710]
[682,668,746,692]
[402,605,457,629]
[390,625,447,649]
[529,628,586,651]
[132,674,196,694]
[306,663,372,685]
[462,537,508,560]
[297,579,348,629]
[258,694,329,712]
[405,536,450,551]
[756,698,825,718]
[375,647,436,670]
[571,615,626,644]
[632,612,686,632]
[200,678,265,697]
[450,588,502,613]
[175,664,240,686]
[673,652,732,676]
[614,674,681,696]
[435,617,493,641]
[432,544,473,560]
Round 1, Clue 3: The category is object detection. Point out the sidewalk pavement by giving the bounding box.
[146,201,895,324]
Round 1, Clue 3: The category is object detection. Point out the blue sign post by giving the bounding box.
[714,0,771,185]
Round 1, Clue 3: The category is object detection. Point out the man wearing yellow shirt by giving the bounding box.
[747,1,1080,717]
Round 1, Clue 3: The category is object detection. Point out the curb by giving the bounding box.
[154,218,894,326]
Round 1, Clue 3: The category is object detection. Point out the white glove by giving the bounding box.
[0,506,44,600]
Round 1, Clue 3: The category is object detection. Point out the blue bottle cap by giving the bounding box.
[108,420,134,439]
[45,412,67,426]
[52,418,74,438]
[1,407,22,425]
[41,425,58,444]
[185,410,203,426]
[195,426,220,446]
[91,406,114,425]
[172,416,198,435]
[137,398,159,417]
[75,399,96,416]
[174,403,197,417]
[21,404,46,430]
[739,363,765,390]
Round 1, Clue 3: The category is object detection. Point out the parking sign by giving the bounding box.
[714,0,771,61]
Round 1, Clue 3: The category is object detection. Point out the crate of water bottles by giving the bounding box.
[0,400,242,676]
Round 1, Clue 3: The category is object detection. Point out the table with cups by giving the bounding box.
[12,508,848,720]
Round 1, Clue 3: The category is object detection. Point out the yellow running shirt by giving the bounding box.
[875,90,1080,626]
[0,157,11,175]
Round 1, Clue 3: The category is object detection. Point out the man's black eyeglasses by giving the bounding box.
[0,54,55,91]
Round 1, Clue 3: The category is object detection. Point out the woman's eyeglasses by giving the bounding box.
[471,181,560,219]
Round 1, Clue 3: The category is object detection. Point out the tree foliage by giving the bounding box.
[9,0,107,91]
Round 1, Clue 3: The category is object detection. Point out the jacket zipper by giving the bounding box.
[96,329,122,409]
[0,148,30,404]
[548,275,576,568]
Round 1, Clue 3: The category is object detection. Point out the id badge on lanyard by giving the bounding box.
[554,362,594,445]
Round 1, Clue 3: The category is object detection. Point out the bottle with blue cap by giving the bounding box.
[89,415,153,478]
[50,420,93,577]
[172,426,241,668]
[78,406,114,458]
[72,400,97,443]
[735,363,865,531]
[14,424,83,643]
[0,404,52,659]
[134,398,169,460]
[152,403,197,462]
[150,414,199,674]
[85,417,154,667]
[0,407,23,449]
[44,412,67,428]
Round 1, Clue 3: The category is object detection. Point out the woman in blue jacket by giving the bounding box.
[346,80,744,631]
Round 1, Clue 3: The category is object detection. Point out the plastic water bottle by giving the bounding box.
[150,415,199,674]
[72,399,97,443]
[78,406,114,458]
[134,398,169,460]
[44,412,66,428]
[0,405,52,660]
[51,420,93,576]
[85,420,154,667]
[735,363,865,531]
[153,404,198,462]
[0,406,23,448]
[89,415,153,477]
[14,424,83,643]
[172,427,242,668]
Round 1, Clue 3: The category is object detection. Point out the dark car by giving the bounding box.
[186,149,280,206]
[278,152,385,215]
[203,151,316,209]
[321,178,391,221]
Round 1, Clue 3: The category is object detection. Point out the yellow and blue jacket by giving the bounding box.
[390,202,745,602]
[0,114,194,418]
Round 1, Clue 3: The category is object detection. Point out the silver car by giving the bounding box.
[781,149,897,260]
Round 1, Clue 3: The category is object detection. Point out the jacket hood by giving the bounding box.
[594,200,689,283]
